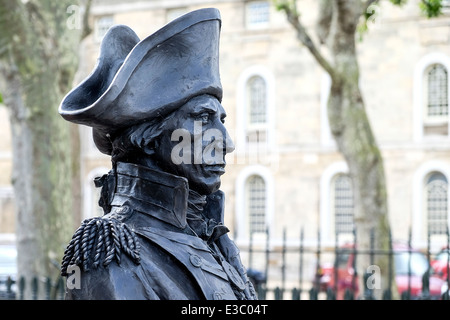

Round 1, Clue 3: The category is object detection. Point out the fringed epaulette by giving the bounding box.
[60,217,141,276]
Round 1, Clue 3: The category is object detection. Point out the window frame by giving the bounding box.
[235,165,274,244]
[413,53,450,141]
[423,63,449,125]
[236,66,275,156]
[425,172,449,236]
[246,75,268,130]
[413,161,450,247]
[245,1,270,30]
[331,173,355,237]
[246,175,267,236]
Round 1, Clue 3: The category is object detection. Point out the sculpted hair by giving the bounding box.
[110,111,177,165]
[96,111,176,214]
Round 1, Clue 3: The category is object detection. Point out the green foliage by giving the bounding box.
[273,0,298,16]
[361,0,407,31]
[419,0,443,17]
[0,93,2,104]
[389,0,408,5]
[358,0,442,40]
[273,0,289,11]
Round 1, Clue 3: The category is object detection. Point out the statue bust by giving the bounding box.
[58,8,257,300]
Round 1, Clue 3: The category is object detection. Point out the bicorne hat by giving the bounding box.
[59,8,222,155]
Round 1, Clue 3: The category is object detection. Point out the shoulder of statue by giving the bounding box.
[60,216,141,276]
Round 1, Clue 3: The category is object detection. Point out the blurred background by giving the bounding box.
[0,0,450,300]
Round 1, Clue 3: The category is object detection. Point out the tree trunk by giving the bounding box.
[277,0,396,299]
[327,0,394,299]
[0,0,87,299]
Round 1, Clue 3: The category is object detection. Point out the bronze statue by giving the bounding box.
[58,8,257,300]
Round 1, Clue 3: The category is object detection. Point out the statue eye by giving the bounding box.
[195,112,210,124]
[201,114,209,122]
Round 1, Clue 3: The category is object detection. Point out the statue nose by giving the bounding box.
[224,130,235,154]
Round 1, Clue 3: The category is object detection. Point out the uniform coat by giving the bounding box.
[61,162,257,300]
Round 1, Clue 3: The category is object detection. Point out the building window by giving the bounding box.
[248,76,267,125]
[332,174,354,235]
[236,66,274,167]
[246,76,267,145]
[246,1,270,29]
[246,175,266,235]
[424,64,449,136]
[427,64,448,118]
[95,15,114,42]
[235,165,273,242]
[413,53,450,141]
[426,172,448,235]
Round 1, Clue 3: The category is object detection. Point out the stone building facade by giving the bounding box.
[1,0,450,290]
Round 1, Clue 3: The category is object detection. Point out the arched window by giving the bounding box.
[424,64,448,136]
[236,67,275,168]
[247,76,267,125]
[427,64,448,117]
[332,174,354,236]
[413,54,450,141]
[235,165,273,243]
[246,76,267,145]
[246,175,266,235]
[320,161,351,245]
[426,172,448,236]
[412,161,450,246]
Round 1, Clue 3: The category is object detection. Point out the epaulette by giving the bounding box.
[60,217,141,276]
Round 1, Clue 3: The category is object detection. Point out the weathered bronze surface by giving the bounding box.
[58,8,256,300]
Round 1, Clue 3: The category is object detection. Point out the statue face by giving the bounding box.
[155,95,235,195]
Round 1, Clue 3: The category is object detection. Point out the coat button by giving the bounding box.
[189,254,202,267]
[118,206,129,213]
[222,260,246,291]
[113,205,129,215]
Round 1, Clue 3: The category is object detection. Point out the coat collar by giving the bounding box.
[109,162,225,229]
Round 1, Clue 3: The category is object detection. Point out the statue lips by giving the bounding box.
[205,164,226,175]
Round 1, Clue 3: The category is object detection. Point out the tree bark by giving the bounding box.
[0,0,89,299]
[329,0,394,300]
[277,0,396,299]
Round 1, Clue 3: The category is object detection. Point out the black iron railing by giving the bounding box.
[1,227,449,300]
[244,226,450,300]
